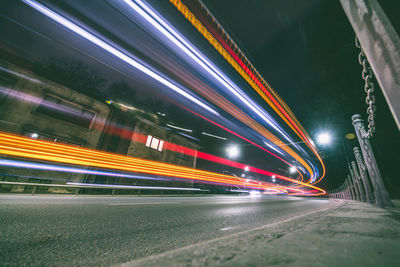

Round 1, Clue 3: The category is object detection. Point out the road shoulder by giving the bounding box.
[118,200,400,266]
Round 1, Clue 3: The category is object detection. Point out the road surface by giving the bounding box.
[0,195,331,266]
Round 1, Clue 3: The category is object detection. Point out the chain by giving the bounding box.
[355,37,376,138]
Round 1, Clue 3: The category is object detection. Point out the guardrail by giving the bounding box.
[0,181,209,196]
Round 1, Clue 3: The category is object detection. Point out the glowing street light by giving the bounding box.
[244,166,249,172]
[316,132,332,145]
[226,144,240,159]
[272,175,276,183]
[289,166,297,174]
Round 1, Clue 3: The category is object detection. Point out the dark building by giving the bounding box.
[0,61,199,193]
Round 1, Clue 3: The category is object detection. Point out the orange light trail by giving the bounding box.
[0,132,325,195]
[169,0,326,183]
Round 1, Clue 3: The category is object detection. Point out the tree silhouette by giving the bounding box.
[34,57,106,100]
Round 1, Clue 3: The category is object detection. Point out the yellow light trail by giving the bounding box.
[0,132,325,195]
[169,0,326,183]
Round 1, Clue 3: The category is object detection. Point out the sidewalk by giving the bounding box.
[120,199,400,267]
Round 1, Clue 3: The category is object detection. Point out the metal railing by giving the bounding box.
[0,181,209,196]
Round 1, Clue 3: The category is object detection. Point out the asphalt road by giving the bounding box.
[0,195,330,266]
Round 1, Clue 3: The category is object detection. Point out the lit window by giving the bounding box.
[145,135,164,152]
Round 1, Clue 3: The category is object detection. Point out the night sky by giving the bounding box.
[202,0,400,195]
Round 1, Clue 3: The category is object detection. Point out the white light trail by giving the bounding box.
[201,132,227,140]
[22,0,218,116]
[166,123,192,132]
[126,0,292,140]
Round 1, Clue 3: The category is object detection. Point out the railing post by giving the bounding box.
[340,0,400,130]
[353,147,374,203]
[352,114,393,207]
[349,168,361,201]
[345,180,350,200]
[348,175,356,200]
[351,161,366,202]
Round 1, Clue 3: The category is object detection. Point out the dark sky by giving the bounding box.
[202,0,400,196]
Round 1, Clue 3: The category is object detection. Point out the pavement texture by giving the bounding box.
[0,195,331,266]
[121,200,400,267]
[1,195,399,266]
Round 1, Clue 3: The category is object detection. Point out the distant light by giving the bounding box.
[246,179,250,182]
[241,173,245,177]
[289,166,297,174]
[30,133,39,139]
[316,132,332,145]
[157,112,166,117]
[226,144,240,158]
[345,133,356,140]
[249,191,261,197]
[272,175,276,183]
[244,166,249,172]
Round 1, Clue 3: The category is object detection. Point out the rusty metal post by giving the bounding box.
[352,114,393,207]
[353,147,374,203]
[351,161,366,202]
[340,0,400,130]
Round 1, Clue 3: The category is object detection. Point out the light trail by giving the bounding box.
[21,0,315,182]
[0,132,325,195]
[0,158,163,181]
[19,0,323,184]
[22,0,219,116]
[0,78,305,183]
[201,132,227,140]
[166,123,193,132]
[122,0,315,180]
[168,0,326,183]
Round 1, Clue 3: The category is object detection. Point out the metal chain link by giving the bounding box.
[355,37,376,138]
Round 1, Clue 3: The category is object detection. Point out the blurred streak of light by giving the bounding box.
[175,132,200,141]
[169,0,326,183]
[0,66,41,84]
[133,132,305,183]
[179,106,304,182]
[170,0,307,147]
[1,57,310,182]
[66,182,203,191]
[0,81,304,183]
[127,0,285,138]
[16,0,314,181]
[0,158,163,181]
[0,132,325,194]
[19,0,318,182]
[201,132,227,140]
[22,0,219,116]
[166,123,193,132]
[0,86,94,122]
[122,0,314,180]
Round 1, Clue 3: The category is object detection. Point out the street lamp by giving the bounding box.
[316,132,332,145]
[289,166,297,174]
[226,144,240,159]
[272,175,276,183]
[244,166,249,172]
